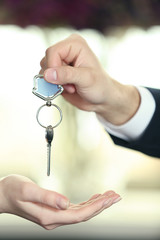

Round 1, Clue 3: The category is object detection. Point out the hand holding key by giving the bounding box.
[33,74,63,176]
[40,34,140,126]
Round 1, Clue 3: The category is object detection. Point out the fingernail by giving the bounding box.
[113,197,122,204]
[53,70,57,81]
[103,198,113,207]
[57,198,69,210]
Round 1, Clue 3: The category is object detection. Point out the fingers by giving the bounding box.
[43,66,93,89]
[74,192,121,222]
[1,175,122,231]
[84,193,121,221]
[42,34,87,69]
[77,190,115,207]
[40,34,99,77]
[22,182,69,210]
[44,191,121,225]
[18,190,121,230]
[40,57,46,70]
[38,34,107,113]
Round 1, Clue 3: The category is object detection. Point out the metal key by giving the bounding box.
[45,125,54,176]
[33,74,63,176]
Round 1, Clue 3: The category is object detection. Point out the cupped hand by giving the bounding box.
[0,175,121,230]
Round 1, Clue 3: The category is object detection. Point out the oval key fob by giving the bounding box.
[32,74,63,101]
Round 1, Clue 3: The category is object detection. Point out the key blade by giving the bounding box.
[47,143,51,176]
[46,126,53,176]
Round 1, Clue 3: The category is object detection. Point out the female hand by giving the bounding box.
[0,174,121,230]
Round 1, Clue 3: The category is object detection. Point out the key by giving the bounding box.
[45,125,54,176]
[33,74,63,176]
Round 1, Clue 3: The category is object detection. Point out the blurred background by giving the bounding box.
[0,0,160,239]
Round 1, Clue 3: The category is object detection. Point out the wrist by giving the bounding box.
[96,81,141,125]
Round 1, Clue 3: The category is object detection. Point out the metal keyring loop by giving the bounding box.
[36,103,63,129]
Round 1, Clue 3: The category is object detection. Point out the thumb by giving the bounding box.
[44,66,92,89]
[25,183,70,210]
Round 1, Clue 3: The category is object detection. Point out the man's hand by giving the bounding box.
[40,34,140,125]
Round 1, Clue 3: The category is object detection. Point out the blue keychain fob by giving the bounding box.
[32,74,63,101]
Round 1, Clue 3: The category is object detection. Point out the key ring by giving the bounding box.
[36,102,63,129]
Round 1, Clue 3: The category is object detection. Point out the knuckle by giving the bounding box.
[64,67,72,81]
[43,226,50,230]
[41,192,50,205]
[43,225,57,230]
[40,192,56,208]
[70,33,86,44]
[43,226,52,230]
[20,182,30,198]
[40,58,45,68]
[45,46,50,56]
[45,46,55,58]
[38,215,59,230]
[45,44,57,57]
[38,215,50,226]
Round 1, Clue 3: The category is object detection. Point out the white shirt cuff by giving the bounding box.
[97,86,156,141]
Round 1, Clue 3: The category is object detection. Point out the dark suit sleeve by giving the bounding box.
[109,87,160,158]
